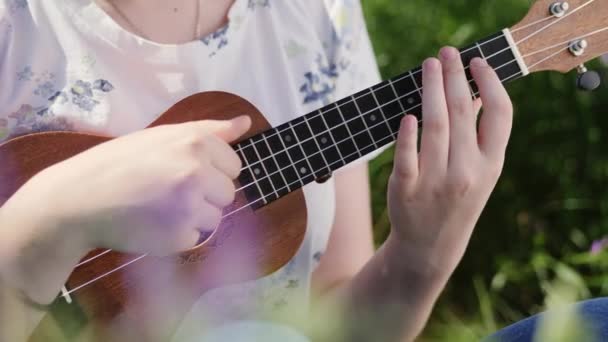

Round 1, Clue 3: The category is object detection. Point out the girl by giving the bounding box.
[0,0,514,340]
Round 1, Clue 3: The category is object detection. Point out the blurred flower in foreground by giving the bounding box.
[590,237,608,255]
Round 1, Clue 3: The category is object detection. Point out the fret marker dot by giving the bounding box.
[321,137,328,144]
[284,135,292,143]
[407,97,415,105]
[300,167,307,174]
[254,168,261,176]
[370,114,377,122]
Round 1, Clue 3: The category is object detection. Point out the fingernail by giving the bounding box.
[471,57,488,67]
[440,47,459,60]
[402,115,416,132]
[423,58,440,71]
[232,115,251,128]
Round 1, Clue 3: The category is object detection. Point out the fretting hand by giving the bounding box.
[387,47,513,279]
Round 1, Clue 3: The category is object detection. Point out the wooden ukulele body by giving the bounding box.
[0,92,308,341]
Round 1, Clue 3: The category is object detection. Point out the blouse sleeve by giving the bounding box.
[321,0,393,168]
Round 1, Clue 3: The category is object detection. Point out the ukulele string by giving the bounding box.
[64,2,601,294]
[233,0,601,197]
[233,0,589,175]
[67,4,596,277]
[517,0,596,46]
[63,63,522,297]
[65,58,525,291]
[231,27,608,222]
[524,25,608,71]
[225,75,526,218]
[232,56,517,196]
[74,43,522,270]
[522,25,608,60]
[236,44,511,170]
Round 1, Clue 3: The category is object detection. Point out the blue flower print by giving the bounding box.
[71,80,100,111]
[16,66,33,81]
[300,71,335,104]
[48,91,68,104]
[201,25,230,57]
[3,74,115,143]
[299,53,345,105]
[72,94,99,112]
[34,81,56,98]
[93,79,114,92]
[318,55,339,78]
[71,80,93,98]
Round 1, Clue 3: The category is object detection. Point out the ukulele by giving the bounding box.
[0,0,607,340]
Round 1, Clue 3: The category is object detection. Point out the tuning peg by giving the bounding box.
[576,64,602,91]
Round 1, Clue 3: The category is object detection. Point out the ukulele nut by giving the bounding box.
[569,39,588,57]
[550,2,569,17]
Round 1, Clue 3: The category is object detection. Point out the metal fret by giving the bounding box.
[317,110,346,168]
[228,30,525,211]
[287,121,315,181]
[261,132,290,194]
[471,42,489,99]
[352,93,379,150]
[275,125,304,188]
[249,138,278,199]
[370,86,398,141]
[335,102,363,159]
[388,79,406,115]
[409,70,423,98]
[236,146,267,206]
[302,115,331,176]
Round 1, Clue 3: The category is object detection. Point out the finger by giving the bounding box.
[420,58,449,176]
[439,47,478,167]
[197,116,252,143]
[473,98,482,116]
[392,115,419,188]
[158,229,201,256]
[202,166,237,208]
[470,58,513,161]
[131,226,201,257]
[205,135,243,179]
[194,202,223,232]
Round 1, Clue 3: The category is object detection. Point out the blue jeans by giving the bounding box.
[485,298,608,342]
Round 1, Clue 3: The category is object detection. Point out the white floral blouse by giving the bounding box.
[0,0,382,340]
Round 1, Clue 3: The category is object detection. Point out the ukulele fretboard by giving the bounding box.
[235,30,524,209]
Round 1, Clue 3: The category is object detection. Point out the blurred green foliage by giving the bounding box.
[362,0,608,339]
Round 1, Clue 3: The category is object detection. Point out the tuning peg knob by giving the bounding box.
[576,65,601,91]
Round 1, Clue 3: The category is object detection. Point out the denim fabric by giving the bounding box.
[485,298,608,342]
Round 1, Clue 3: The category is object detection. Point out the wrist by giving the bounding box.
[0,174,90,304]
[384,232,453,289]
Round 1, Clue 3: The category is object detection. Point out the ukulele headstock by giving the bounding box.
[511,0,608,74]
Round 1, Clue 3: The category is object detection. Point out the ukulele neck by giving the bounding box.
[234,29,528,209]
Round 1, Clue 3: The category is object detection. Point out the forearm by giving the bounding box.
[0,192,88,340]
[322,233,450,342]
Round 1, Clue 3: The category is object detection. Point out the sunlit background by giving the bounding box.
[362,0,608,340]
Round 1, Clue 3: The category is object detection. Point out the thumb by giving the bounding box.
[204,115,252,143]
